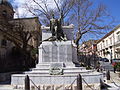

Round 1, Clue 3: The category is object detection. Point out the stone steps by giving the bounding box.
[36,63,75,68]
[11,72,103,86]
[32,67,86,71]
[24,70,93,75]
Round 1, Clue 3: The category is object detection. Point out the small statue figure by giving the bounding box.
[50,14,56,37]
[56,15,66,40]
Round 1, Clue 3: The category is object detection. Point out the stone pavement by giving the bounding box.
[0,85,23,90]
[105,71,120,90]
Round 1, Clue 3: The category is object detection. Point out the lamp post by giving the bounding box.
[103,49,105,70]
[110,46,112,63]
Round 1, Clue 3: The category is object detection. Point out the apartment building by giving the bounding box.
[97,25,120,62]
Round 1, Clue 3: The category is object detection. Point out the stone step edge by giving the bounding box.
[25,70,92,73]
[12,72,102,77]
[34,67,86,69]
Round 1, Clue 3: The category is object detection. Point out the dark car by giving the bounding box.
[98,57,103,61]
[101,58,109,62]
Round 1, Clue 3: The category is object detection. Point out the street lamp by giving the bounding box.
[110,46,112,63]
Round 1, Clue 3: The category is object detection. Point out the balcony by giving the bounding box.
[115,40,120,46]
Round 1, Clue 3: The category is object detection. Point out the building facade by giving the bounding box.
[97,25,120,62]
[0,0,41,70]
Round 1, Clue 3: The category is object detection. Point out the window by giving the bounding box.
[109,37,112,44]
[1,39,7,46]
[102,40,105,47]
[106,40,108,46]
[2,10,7,17]
[101,44,102,50]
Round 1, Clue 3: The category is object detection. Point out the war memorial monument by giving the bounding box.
[11,16,103,90]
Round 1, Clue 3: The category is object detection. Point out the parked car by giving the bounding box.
[98,57,103,61]
[100,58,109,62]
[112,59,120,63]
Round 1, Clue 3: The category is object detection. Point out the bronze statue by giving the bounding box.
[49,14,67,41]
[50,14,56,37]
[56,18,64,40]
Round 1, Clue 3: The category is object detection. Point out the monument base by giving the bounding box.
[11,41,103,90]
[11,72,103,90]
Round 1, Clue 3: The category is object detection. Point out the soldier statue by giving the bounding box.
[56,17,65,40]
[49,14,67,41]
[50,14,56,37]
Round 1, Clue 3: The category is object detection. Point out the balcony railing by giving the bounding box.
[115,40,120,46]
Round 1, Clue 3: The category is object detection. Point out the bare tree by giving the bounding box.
[24,0,74,25]
[67,0,114,49]
[23,0,114,42]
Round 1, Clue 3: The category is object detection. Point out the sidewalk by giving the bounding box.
[0,85,23,90]
[110,71,120,84]
[105,71,120,90]
[0,84,24,90]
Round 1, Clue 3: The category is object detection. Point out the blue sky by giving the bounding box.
[96,0,120,24]
[9,0,120,24]
[81,0,120,42]
[9,0,120,42]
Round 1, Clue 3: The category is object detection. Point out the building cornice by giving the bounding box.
[97,24,120,44]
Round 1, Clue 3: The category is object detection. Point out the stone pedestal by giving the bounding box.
[38,41,75,67]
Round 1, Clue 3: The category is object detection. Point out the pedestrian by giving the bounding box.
[114,67,116,73]
[112,62,117,73]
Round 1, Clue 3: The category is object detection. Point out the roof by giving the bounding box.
[82,40,98,48]
[0,0,13,9]
[9,17,41,32]
[14,17,38,20]
[14,17,41,25]
[97,24,120,44]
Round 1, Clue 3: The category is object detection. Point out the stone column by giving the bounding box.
[38,45,42,63]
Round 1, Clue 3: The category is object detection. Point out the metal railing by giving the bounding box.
[65,74,97,90]
[65,78,77,90]
[25,74,100,90]
[82,78,95,90]
[25,75,40,90]
[30,79,40,90]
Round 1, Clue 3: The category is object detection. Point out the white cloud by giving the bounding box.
[13,0,25,5]
[12,0,33,18]
[12,0,61,18]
